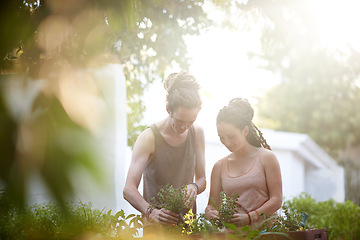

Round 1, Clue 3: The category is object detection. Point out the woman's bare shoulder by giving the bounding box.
[212,156,227,171]
[260,148,280,167]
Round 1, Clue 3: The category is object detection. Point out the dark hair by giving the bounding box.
[217,98,271,150]
[164,71,202,112]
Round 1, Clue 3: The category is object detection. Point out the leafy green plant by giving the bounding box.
[267,204,303,232]
[152,184,193,216]
[0,189,143,240]
[283,193,360,240]
[210,191,240,228]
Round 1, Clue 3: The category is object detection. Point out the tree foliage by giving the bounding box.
[237,0,360,203]
[0,0,213,207]
[237,0,360,155]
[0,0,212,146]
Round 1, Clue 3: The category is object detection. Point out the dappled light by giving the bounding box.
[1,0,360,239]
[37,15,74,54]
[57,66,107,134]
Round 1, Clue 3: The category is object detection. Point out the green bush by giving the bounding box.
[152,184,192,215]
[0,189,143,240]
[284,193,360,240]
[2,188,359,240]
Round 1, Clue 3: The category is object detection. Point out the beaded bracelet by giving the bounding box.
[246,212,252,225]
[146,205,154,219]
[189,182,199,194]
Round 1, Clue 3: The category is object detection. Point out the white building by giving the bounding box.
[262,129,345,203]
[196,129,345,214]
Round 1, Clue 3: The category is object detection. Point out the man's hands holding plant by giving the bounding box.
[148,208,179,225]
[150,184,194,225]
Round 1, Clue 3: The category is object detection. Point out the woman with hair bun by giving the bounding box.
[205,98,282,228]
[123,71,206,227]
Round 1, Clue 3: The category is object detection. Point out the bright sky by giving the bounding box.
[141,0,360,141]
[185,29,280,140]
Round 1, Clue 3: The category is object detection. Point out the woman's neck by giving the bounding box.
[232,144,258,160]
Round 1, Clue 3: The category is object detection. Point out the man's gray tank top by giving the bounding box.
[143,124,197,204]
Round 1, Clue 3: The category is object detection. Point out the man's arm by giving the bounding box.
[123,128,154,215]
[123,128,179,225]
[187,124,206,198]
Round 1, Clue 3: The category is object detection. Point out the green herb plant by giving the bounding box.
[265,204,303,232]
[210,191,240,229]
[149,184,194,235]
[152,184,193,217]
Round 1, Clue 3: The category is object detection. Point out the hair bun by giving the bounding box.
[164,71,200,93]
[228,98,254,121]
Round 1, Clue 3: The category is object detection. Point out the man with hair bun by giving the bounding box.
[123,71,206,229]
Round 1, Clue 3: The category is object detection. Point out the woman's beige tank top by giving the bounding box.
[221,148,269,216]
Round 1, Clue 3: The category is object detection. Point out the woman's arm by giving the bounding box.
[251,149,283,222]
[205,159,223,220]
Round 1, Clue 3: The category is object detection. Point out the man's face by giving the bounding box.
[170,107,200,134]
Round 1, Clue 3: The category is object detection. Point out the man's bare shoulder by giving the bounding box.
[193,123,204,131]
[193,123,205,138]
[134,127,155,150]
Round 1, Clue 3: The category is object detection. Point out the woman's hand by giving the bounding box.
[205,209,220,221]
[149,208,179,225]
[229,213,250,227]
[186,183,198,201]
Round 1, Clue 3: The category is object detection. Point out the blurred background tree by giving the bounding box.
[0,0,216,207]
[234,0,360,204]
[3,0,359,209]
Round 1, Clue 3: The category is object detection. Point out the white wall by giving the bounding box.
[305,167,345,202]
[276,151,306,201]
[20,64,128,211]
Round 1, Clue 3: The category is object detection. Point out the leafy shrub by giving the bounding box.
[265,204,303,232]
[0,189,143,240]
[152,184,193,215]
[210,191,240,228]
[2,188,359,240]
[283,193,360,240]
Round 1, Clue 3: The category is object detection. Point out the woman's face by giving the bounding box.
[170,107,200,134]
[217,122,248,152]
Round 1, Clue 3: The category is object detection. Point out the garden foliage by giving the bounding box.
[0,189,143,240]
[152,184,193,215]
[1,188,359,240]
[211,191,240,228]
[282,193,360,240]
